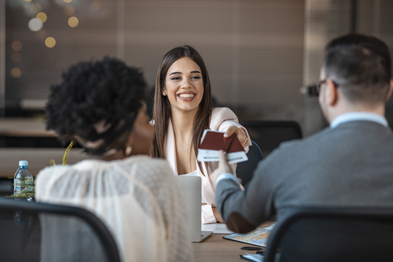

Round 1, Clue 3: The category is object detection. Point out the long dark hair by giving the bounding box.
[152,45,212,159]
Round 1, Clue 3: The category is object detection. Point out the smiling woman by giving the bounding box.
[165,57,204,113]
[152,46,252,224]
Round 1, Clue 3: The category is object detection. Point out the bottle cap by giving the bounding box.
[19,160,28,167]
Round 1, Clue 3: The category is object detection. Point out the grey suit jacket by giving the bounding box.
[216,120,393,233]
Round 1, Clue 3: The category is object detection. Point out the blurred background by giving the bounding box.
[0,0,393,172]
[1,0,393,134]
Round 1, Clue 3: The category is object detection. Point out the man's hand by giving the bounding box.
[224,125,247,147]
[209,150,233,190]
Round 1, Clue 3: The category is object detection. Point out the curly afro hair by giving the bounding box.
[46,57,147,143]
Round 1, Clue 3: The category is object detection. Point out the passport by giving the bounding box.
[197,130,248,164]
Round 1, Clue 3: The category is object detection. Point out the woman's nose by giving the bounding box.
[180,78,191,88]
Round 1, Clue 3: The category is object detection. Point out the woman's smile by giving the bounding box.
[164,57,204,113]
[177,92,196,101]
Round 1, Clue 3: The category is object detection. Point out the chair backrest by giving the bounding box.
[236,140,263,187]
[0,198,121,262]
[264,207,393,262]
[240,121,302,157]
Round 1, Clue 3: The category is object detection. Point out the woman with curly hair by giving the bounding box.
[152,46,252,224]
[35,57,193,262]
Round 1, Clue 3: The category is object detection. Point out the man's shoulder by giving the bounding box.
[256,126,344,177]
[267,127,331,157]
[266,121,393,165]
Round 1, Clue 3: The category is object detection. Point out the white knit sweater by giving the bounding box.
[35,155,194,262]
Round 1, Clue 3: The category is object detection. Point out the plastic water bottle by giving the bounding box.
[13,160,33,197]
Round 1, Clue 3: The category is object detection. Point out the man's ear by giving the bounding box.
[385,80,393,102]
[326,79,338,106]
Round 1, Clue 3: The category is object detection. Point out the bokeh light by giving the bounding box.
[36,29,46,40]
[29,3,41,14]
[24,0,32,2]
[90,1,102,11]
[12,53,22,63]
[64,0,72,3]
[11,68,22,78]
[12,41,23,52]
[68,17,79,28]
[64,5,75,16]
[36,12,47,23]
[45,37,56,48]
[28,17,43,31]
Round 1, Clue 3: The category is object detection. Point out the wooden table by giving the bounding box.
[193,222,273,261]
[193,233,252,262]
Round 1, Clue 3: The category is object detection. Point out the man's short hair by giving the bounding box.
[324,34,391,104]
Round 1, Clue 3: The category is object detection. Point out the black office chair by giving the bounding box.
[236,140,263,188]
[240,121,302,157]
[0,198,121,262]
[263,207,393,262]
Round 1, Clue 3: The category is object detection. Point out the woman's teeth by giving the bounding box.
[179,94,195,98]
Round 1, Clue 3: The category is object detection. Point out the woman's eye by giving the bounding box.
[171,77,181,80]
[191,76,201,80]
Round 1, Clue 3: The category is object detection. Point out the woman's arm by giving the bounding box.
[212,207,224,223]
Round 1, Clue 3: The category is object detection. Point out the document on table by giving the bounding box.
[224,223,275,247]
[202,223,233,234]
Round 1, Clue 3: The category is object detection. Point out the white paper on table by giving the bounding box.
[240,253,264,262]
[202,223,234,234]
[265,223,275,230]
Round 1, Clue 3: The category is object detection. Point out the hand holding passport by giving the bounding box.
[197,130,248,164]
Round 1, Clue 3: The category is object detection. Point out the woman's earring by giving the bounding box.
[162,91,167,96]
[125,146,132,156]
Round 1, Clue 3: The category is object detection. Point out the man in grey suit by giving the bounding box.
[211,34,393,233]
